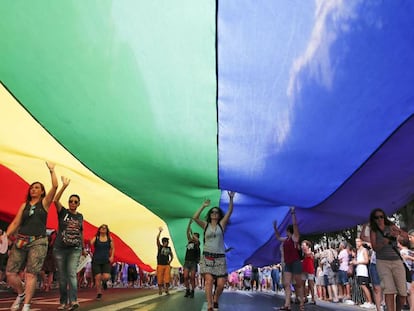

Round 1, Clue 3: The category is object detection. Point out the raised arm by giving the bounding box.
[220,191,235,230]
[290,206,300,242]
[156,227,162,247]
[273,220,286,242]
[42,161,58,211]
[192,199,211,229]
[187,218,193,241]
[53,176,71,213]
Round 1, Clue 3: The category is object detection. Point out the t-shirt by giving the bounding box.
[338,248,349,271]
[55,207,83,249]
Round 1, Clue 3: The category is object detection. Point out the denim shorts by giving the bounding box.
[337,270,349,285]
[369,263,380,286]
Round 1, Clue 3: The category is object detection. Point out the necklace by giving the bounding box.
[212,225,218,238]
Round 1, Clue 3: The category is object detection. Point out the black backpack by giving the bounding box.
[330,257,340,272]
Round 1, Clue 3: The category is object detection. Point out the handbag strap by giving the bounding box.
[377,227,408,265]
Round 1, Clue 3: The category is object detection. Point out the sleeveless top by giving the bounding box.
[283,237,300,264]
[203,223,225,254]
[19,201,47,236]
[356,248,369,277]
[375,226,400,261]
[157,246,172,265]
[93,237,111,264]
[185,240,200,262]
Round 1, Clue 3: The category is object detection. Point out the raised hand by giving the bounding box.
[61,176,71,186]
[46,161,56,170]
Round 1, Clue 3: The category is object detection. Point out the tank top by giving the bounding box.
[203,223,225,254]
[19,201,47,236]
[356,248,369,277]
[375,226,400,261]
[157,246,172,265]
[185,240,200,262]
[283,237,300,264]
[93,237,111,264]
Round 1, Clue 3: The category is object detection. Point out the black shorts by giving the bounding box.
[92,261,111,276]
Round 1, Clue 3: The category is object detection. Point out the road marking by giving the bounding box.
[88,293,168,311]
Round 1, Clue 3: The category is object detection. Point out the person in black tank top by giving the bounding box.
[183,218,200,298]
[90,224,115,301]
[6,161,58,311]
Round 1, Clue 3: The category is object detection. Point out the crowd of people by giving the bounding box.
[0,163,116,310]
[267,207,414,311]
[1,161,414,311]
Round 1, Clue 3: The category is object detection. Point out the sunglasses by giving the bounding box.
[374,215,385,220]
[69,200,79,204]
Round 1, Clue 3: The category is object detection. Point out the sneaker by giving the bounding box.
[102,281,108,290]
[344,299,355,305]
[361,302,375,309]
[11,293,25,310]
[184,289,190,297]
[57,304,67,310]
[213,302,219,310]
[22,304,31,311]
[96,293,102,300]
[189,290,194,298]
[68,302,80,310]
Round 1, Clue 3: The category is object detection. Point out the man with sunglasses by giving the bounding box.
[53,176,85,311]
